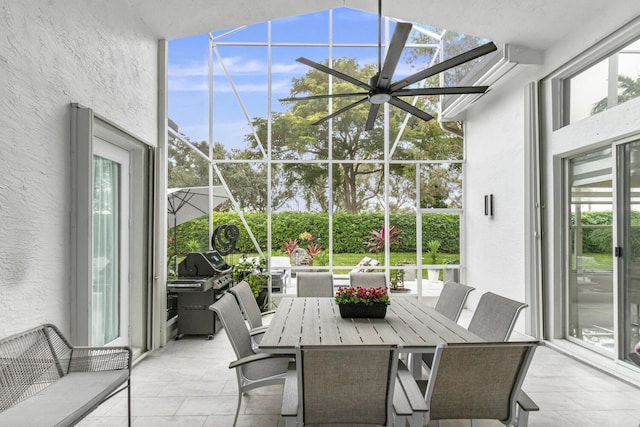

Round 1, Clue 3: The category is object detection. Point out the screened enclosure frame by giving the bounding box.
[169,8,468,301]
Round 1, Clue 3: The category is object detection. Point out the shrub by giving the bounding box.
[169,211,461,256]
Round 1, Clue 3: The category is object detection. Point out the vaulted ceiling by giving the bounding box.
[130,0,640,51]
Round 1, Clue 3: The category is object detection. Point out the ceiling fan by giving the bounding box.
[279,1,498,131]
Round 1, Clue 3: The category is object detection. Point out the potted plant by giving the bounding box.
[334,286,390,318]
[232,256,269,310]
[390,261,410,292]
[426,240,441,282]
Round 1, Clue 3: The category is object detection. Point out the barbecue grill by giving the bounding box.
[167,251,233,339]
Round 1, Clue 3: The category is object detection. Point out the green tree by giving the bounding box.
[168,138,210,188]
[251,57,447,213]
[591,74,640,114]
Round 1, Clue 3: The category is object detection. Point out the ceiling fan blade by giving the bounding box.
[392,86,490,96]
[376,22,413,89]
[297,57,373,91]
[389,41,498,91]
[365,104,381,131]
[388,97,434,123]
[280,92,369,102]
[312,98,369,125]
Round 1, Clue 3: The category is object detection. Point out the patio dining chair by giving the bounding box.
[296,272,334,297]
[228,281,276,346]
[434,281,475,322]
[281,345,428,426]
[467,292,528,342]
[349,271,387,288]
[423,281,475,370]
[209,294,289,427]
[420,341,540,427]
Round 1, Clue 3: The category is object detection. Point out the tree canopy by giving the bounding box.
[246,57,463,213]
[169,54,467,214]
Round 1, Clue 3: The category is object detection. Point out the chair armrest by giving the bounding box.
[281,361,298,417]
[228,352,290,369]
[69,346,132,372]
[250,326,269,336]
[396,361,429,412]
[517,391,539,412]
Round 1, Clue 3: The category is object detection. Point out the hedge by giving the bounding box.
[170,210,640,258]
[169,211,460,256]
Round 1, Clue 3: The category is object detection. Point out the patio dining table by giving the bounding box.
[259,297,483,374]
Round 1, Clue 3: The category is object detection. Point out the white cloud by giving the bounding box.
[170,56,306,78]
[169,78,208,92]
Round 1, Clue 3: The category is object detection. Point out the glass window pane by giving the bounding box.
[92,155,121,346]
[621,141,640,363]
[568,147,614,352]
[567,38,640,124]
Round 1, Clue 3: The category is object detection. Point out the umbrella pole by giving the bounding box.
[174,216,178,275]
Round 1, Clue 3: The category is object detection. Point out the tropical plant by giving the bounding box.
[282,239,299,256]
[312,249,329,267]
[306,243,322,266]
[427,239,441,264]
[366,225,402,254]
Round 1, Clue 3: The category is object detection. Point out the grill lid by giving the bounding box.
[177,251,232,277]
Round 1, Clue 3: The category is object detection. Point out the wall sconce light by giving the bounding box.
[484,194,494,216]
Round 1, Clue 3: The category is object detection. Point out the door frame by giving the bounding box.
[71,104,153,350]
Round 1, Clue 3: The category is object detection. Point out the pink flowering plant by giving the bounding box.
[335,286,390,306]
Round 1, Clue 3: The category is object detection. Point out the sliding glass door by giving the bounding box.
[619,140,640,362]
[92,139,130,347]
[567,140,640,364]
[567,148,614,353]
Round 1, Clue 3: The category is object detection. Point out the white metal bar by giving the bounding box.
[212,45,267,158]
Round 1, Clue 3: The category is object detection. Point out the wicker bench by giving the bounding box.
[0,324,131,426]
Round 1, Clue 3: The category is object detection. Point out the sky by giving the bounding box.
[168,7,640,152]
[167,8,443,149]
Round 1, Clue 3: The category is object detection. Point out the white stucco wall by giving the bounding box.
[0,1,157,337]
[462,73,530,318]
[462,12,640,338]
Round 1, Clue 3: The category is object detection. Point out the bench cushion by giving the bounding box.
[0,370,128,426]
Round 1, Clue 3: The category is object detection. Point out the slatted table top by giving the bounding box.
[259,297,482,353]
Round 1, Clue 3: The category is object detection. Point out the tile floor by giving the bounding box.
[79,310,640,427]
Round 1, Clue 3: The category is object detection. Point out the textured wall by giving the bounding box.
[461,8,640,337]
[463,76,529,319]
[0,1,157,337]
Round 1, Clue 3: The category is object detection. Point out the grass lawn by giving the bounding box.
[577,253,613,270]
[226,252,460,275]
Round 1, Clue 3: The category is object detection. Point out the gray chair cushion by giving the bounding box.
[434,281,475,322]
[296,272,334,297]
[349,271,387,288]
[229,281,265,329]
[467,292,527,341]
[0,370,128,426]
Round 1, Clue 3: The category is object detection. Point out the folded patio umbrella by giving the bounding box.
[167,186,229,270]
